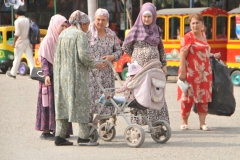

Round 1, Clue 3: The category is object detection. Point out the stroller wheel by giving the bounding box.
[124,124,145,148]
[99,123,116,141]
[151,120,171,143]
[89,127,99,142]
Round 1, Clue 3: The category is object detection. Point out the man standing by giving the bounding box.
[6,9,34,79]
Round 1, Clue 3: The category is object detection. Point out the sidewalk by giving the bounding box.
[0,73,240,160]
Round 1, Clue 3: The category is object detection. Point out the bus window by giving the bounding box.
[7,31,15,45]
[184,16,191,34]
[168,17,180,40]
[203,16,213,39]
[216,16,227,40]
[156,17,165,40]
[230,16,239,40]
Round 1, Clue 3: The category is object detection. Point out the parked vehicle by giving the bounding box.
[0,26,15,73]
[226,8,240,86]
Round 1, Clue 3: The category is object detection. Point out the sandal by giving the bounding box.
[200,125,210,131]
[180,125,188,130]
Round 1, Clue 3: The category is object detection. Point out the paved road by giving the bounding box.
[0,73,240,160]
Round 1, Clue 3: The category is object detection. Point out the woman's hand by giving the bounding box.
[96,62,108,70]
[45,76,51,86]
[214,52,221,59]
[102,55,115,62]
[162,66,167,75]
[179,70,187,81]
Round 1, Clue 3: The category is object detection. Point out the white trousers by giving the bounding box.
[10,44,34,76]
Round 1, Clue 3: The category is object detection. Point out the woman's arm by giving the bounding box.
[41,57,51,86]
[116,77,131,93]
[179,50,188,81]
[102,34,122,62]
[77,32,106,70]
[122,41,134,56]
[210,52,221,59]
[158,38,167,75]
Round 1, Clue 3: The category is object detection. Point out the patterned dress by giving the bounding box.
[122,40,170,125]
[86,29,122,122]
[177,31,212,103]
[35,57,73,135]
[54,27,97,123]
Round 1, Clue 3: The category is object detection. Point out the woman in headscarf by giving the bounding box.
[54,10,106,146]
[36,14,73,140]
[87,8,122,124]
[122,2,170,125]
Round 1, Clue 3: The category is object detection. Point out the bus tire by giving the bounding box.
[231,70,240,86]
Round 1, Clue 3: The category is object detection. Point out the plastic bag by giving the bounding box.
[193,57,236,116]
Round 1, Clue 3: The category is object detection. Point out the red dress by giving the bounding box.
[177,31,212,103]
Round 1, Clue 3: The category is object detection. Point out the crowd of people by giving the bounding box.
[6,2,221,146]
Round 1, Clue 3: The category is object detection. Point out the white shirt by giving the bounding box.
[14,16,30,47]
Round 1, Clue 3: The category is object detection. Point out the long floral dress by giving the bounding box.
[122,40,170,125]
[36,57,73,135]
[87,29,122,122]
[177,31,212,103]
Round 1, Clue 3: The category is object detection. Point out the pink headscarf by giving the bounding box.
[89,8,113,45]
[123,3,160,46]
[38,14,67,64]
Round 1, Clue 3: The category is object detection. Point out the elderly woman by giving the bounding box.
[178,13,221,131]
[87,8,122,124]
[36,14,73,140]
[122,3,170,125]
[54,10,106,146]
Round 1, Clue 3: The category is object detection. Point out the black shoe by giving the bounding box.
[55,136,73,146]
[40,133,55,141]
[6,71,16,79]
[77,137,99,146]
[65,135,70,138]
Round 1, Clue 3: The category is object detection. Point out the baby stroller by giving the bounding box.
[89,59,171,148]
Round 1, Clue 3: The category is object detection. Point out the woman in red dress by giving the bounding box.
[178,13,221,131]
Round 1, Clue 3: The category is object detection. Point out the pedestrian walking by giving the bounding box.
[6,9,34,79]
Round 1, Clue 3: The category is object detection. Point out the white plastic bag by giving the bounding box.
[177,79,189,94]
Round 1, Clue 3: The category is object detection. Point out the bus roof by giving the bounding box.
[228,8,240,14]
[157,7,209,15]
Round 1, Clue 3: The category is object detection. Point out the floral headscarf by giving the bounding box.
[89,8,114,45]
[69,10,90,30]
[123,3,160,46]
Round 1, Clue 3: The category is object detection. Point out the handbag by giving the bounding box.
[30,67,45,83]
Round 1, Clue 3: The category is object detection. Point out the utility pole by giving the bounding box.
[140,0,143,8]
[88,0,98,23]
[190,0,194,8]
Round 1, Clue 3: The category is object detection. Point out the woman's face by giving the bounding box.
[81,22,90,33]
[94,15,108,30]
[190,17,203,33]
[142,13,153,26]
[57,22,68,34]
